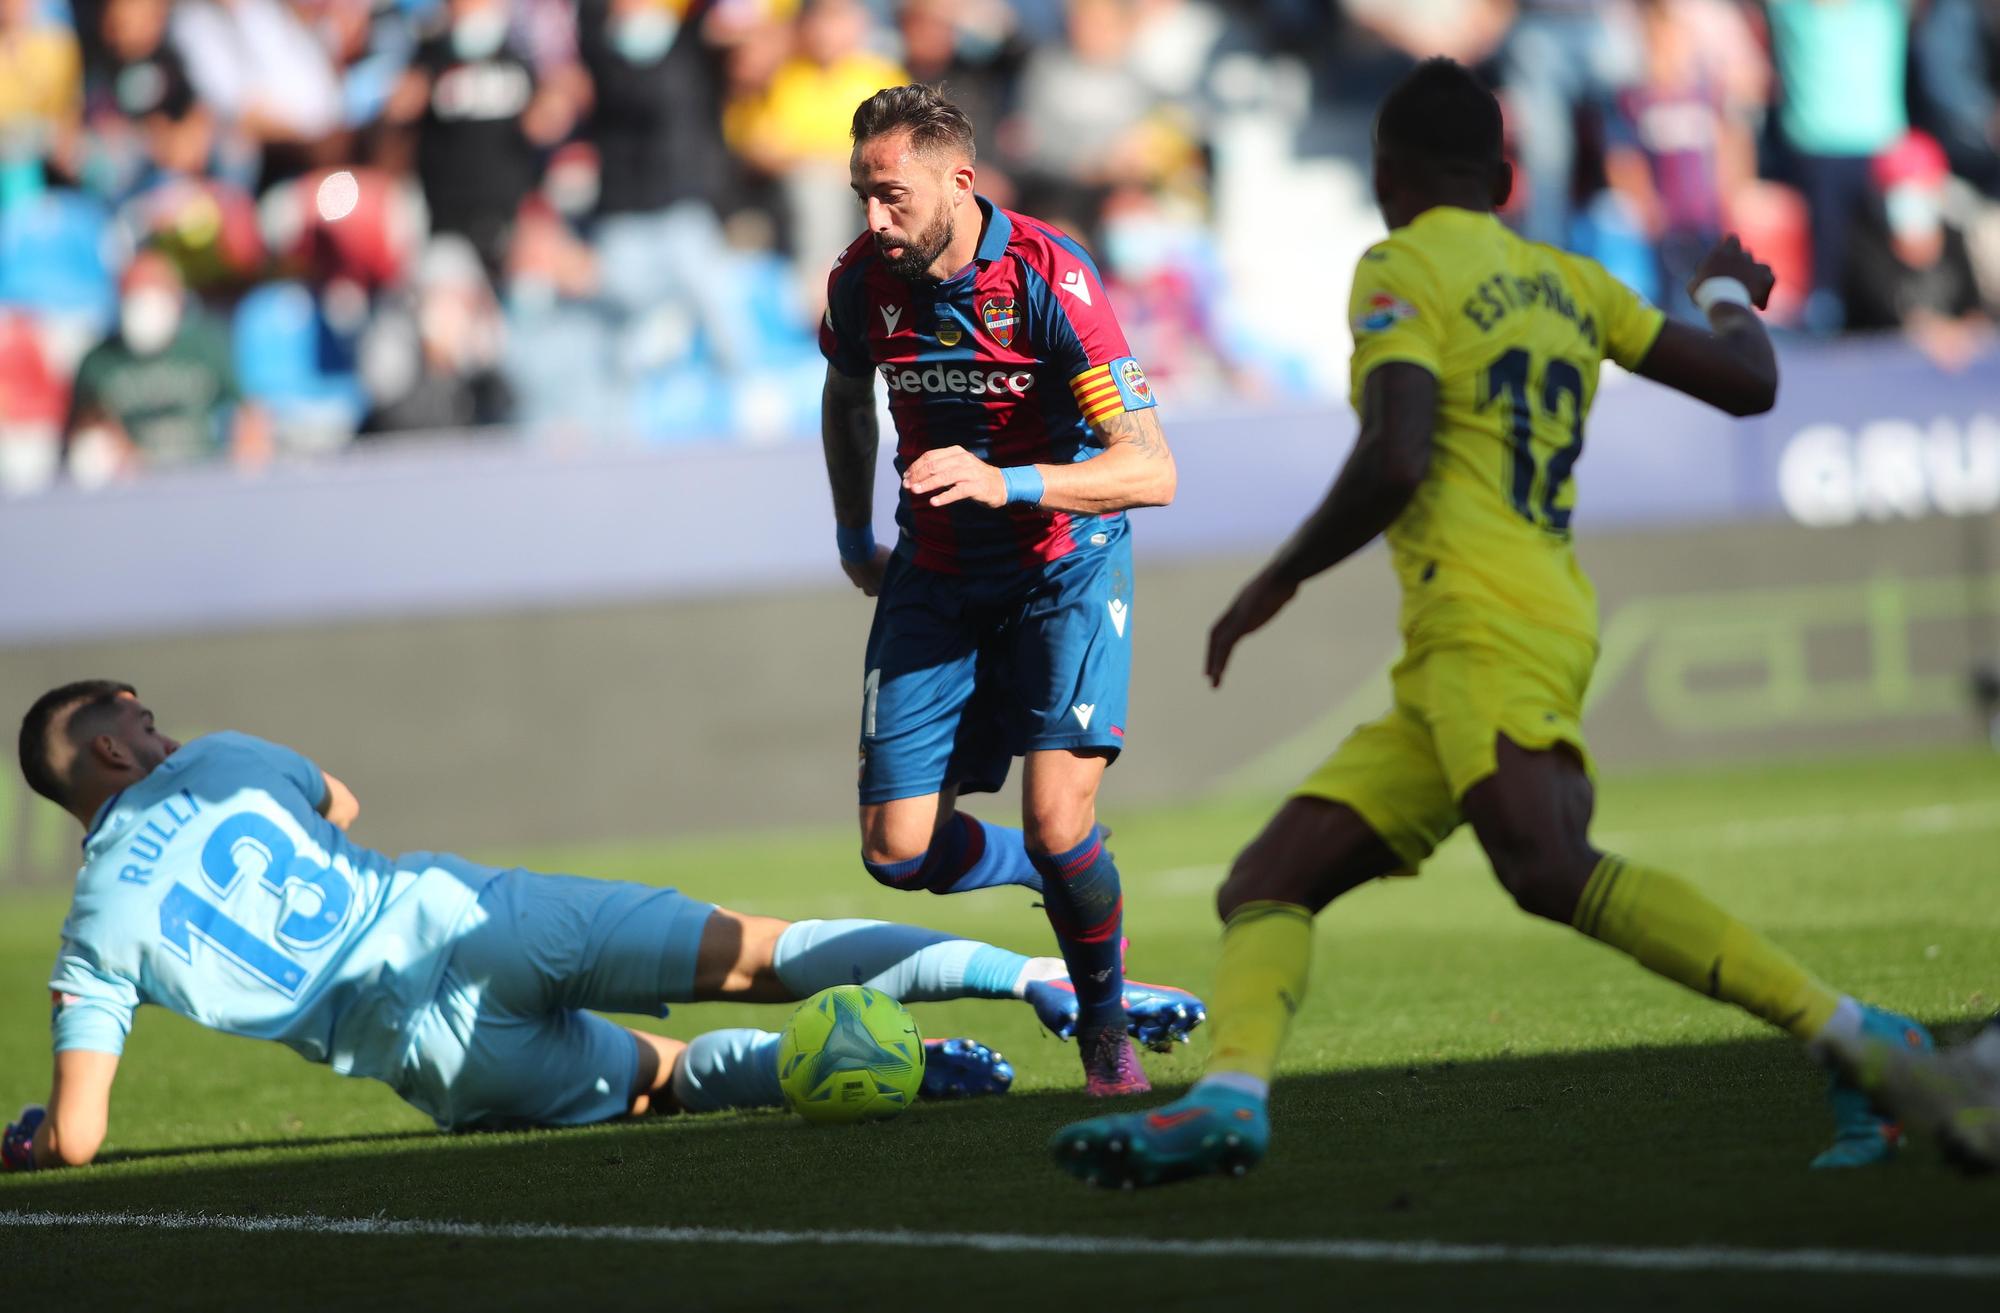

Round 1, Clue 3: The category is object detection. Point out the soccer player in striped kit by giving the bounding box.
[818,85,1200,1095]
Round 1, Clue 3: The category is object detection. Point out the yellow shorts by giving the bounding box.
[1295,598,1598,873]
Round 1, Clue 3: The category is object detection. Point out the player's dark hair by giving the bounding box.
[1374,57,1503,174]
[850,83,976,164]
[18,680,135,805]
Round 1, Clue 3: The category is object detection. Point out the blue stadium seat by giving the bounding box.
[738,251,821,366]
[232,282,367,443]
[1569,194,1662,306]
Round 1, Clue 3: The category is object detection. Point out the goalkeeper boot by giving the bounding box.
[1024,977,1206,1051]
[919,1038,1014,1100]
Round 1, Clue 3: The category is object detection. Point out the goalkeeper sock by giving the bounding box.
[1202,900,1313,1094]
[771,918,1043,1001]
[670,1028,784,1113]
[1573,855,1841,1042]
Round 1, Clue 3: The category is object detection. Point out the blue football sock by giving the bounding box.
[771,918,1032,1001]
[929,813,1044,894]
[670,1028,784,1113]
[859,813,1044,895]
[1030,827,1125,1032]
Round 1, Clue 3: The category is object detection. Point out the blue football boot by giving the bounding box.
[1810,1005,1932,1169]
[919,1038,1014,1100]
[1050,1084,1270,1188]
[1024,977,1207,1052]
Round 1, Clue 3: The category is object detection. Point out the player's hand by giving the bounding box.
[903,446,1007,510]
[842,545,893,597]
[1,1106,45,1172]
[1206,570,1298,688]
[1689,235,1775,311]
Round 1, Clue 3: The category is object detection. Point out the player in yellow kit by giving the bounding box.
[1051,58,1930,1188]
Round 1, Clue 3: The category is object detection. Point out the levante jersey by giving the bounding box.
[1348,206,1667,641]
[46,733,495,1083]
[821,196,1158,575]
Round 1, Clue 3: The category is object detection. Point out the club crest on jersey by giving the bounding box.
[1118,358,1152,404]
[1354,292,1417,335]
[980,297,1018,347]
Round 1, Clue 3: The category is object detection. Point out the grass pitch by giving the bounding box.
[4,747,1998,1310]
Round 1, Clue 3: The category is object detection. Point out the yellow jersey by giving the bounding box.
[1346,206,1665,644]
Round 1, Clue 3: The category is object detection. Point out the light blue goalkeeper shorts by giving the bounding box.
[395,870,715,1131]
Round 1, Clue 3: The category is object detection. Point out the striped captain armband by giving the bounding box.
[1070,356,1158,425]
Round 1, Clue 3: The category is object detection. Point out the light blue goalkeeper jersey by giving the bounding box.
[48,732,496,1083]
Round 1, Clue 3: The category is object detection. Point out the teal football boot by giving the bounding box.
[1050,1084,1269,1188]
[1810,1004,1932,1169]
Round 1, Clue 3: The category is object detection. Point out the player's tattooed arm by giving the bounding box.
[1206,363,1436,686]
[820,365,881,529]
[1033,406,1178,514]
[903,407,1177,515]
[822,365,893,594]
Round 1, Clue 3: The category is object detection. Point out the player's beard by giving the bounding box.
[878,201,955,282]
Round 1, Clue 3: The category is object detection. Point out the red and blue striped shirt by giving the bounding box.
[820,197,1158,575]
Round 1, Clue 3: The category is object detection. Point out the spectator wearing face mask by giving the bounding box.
[1844,129,1995,371]
[387,0,577,276]
[578,0,755,377]
[64,249,273,481]
[358,234,515,435]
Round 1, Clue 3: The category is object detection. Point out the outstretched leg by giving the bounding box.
[1459,737,1931,1168]
[689,905,1201,1046]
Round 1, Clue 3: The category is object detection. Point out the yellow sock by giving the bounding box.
[1573,855,1839,1041]
[1204,900,1314,1084]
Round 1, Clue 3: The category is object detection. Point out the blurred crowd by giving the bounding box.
[2,0,1999,492]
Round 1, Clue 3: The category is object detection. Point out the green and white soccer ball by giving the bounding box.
[778,985,925,1124]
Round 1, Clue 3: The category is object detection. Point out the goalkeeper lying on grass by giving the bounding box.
[2,680,1203,1172]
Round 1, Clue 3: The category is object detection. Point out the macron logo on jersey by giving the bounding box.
[879,363,1037,398]
[1058,269,1093,306]
[1107,598,1128,638]
[880,304,903,333]
[1072,703,1096,729]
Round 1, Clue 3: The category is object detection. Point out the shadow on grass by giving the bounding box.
[7,1028,1994,1260]
[99,1129,441,1164]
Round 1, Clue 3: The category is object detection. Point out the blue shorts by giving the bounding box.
[859,530,1134,804]
[396,870,715,1131]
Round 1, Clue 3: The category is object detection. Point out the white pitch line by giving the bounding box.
[3,1210,1998,1281]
